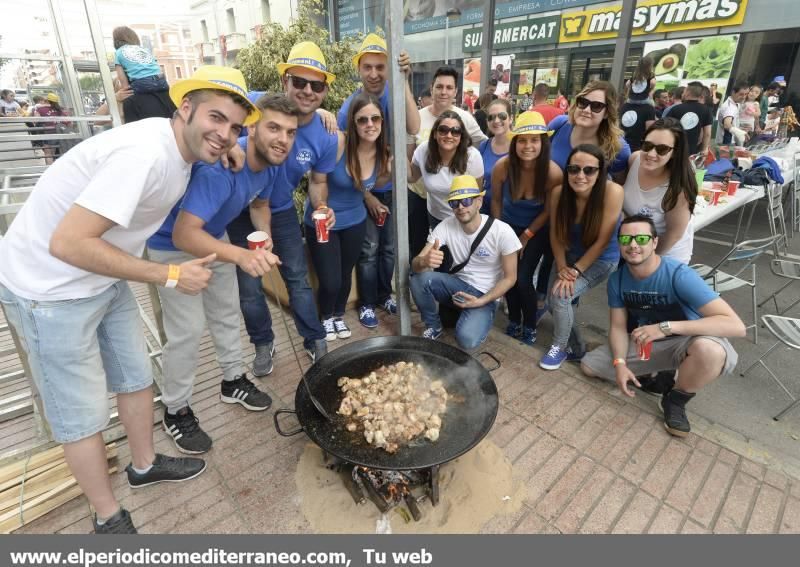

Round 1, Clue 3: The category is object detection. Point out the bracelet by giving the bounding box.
[570,264,584,277]
[165,264,180,289]
[612,358,626,367]
[315,203,328,210]
[523,228,534,238]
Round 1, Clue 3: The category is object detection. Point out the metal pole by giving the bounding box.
[479,0,496,97]
[212,0,224,65]
[445,18,449,65]
[82,0,122,128]
[385,0,411,336]
[609,0,636,95]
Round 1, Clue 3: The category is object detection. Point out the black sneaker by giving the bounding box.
[661,389,696,437]
[305,339,328,363]
[252,342,275,377]
[126,453,206,489]
[94,508,137,534]
[638,370,676,395]
[163,406,212,454]
[220,373,272,411]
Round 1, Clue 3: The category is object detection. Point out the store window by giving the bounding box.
[731,29,799,90]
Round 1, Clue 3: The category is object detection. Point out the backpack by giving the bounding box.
[742,167,772,187]
[750,156,784,184]
[703,158,734,181]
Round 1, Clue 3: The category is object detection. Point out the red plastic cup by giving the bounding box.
[375,209,388,227]
[312,211,329,243]
[247,231,269,250]
[709,188,723,205]
[727,180,740,196]
[638,341,652,361]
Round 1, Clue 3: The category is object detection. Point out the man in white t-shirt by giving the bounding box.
[0,66,260,534]
[410,176,520,350]
[715,81,749,145]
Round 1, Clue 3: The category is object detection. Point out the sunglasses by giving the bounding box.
[575,96,608,113]
[641,141,674,156]
[448,197,476,209]
[488,112,508,122]
[566,164,601,176]
[437,125,463,137]
[286,74,327,93]
[618,234,654,246]
[356,114,383,126]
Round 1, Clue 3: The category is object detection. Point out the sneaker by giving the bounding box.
[322,317,337,341]
[520,326,537,346]
[505,321,522,338]
[380,297,397,315]
[220,374,272,411]
[332,318,351,338]
[358,305,379,328]
[422,327,443,340]
[126,453,206,488]
[94,508,137,534]
[661,389,696,437]
[252,342,275,377]
[638,370,676,395]
[539,345,568,370]
[163,407,212,454]
[305,339,328,363]
[565,346,585,362]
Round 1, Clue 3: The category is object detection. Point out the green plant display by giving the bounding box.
[683,37,737,79]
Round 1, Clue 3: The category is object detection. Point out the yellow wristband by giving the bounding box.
[612,358,626,367]
[165,264,180,289]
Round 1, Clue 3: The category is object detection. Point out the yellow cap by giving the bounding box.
[447,175,484,201]
[509,111,552,139]
[277,41,336,84]
[46,92,60,103]
[353,33,387,67]
[169,65,261,126]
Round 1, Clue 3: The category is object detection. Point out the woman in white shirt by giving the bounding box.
[408,110,483,229]
[622,118,697,264]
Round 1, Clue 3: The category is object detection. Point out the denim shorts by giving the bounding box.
[0,281,153,443]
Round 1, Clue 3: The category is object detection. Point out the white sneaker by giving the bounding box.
[333,318,351,339]
[322,318,337,341]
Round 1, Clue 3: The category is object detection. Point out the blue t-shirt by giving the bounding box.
[114,45,160,80]
[270,113,338,213]
[337,84,392,193]
[608,256,719,332]
[478,139,508,214]
[303,152,373,231]
[568,216,622,265]
[548,115,631,174]
[148,138,276,251]
[501,178,545,228]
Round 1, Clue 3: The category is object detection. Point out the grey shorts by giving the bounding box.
[581,335,738,380]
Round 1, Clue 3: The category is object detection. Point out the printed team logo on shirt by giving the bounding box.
[621,110,638,128]
[476,246,491,258]
[680,112,699,130]
[295,149,313,164]
[120,45,156,65]
[631,80,647,94]
[637,206,654,218]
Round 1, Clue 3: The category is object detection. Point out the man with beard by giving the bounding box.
[580,215,745,437]
[147,94,297,455]
[227,41,337,373]
[0,66,259,533]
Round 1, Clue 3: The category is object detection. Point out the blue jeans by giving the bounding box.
[0,282,152,443]
[227,208,325,349]
[410,271,498,350]
[548,258,617,349]
[129,74,169,94]
[356,191,395,307]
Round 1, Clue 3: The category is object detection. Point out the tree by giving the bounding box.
[236,0,360,113]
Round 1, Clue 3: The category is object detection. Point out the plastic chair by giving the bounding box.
[792,152,800,237]
[740,315,800,420]
[758,259,800,316]
[691,235,779,344]
[765,181,788,257]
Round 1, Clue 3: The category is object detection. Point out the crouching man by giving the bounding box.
[581,215,746,436]
[410,175,520,350]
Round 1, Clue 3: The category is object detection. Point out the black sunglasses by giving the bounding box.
[437,125,463,137]
[286,74,327,93]
[576,96,608,113]
[448,197,476,209]
[641,141,674,156]
[488,112,509,122]
[566,164,601,176]
[618,234,654,246]
[356,114,383,126]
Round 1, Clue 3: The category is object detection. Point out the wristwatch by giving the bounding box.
[659,321,673,336]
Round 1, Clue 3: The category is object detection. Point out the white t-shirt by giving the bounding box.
[715,97,740,144]
[428,214,521,294]
[412,142,484,221]
[622,155,693,264]
[0,99,21,115]
[0,118,192,300]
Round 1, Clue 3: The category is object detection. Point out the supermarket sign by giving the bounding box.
[559,0,748,43]
[462,16,561,53]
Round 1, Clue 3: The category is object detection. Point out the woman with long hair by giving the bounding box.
[622,118,697,264]
[33,93,68,164]
[305,93,390,342]
[541,144,624,370]
[548,80,631,181]
[408,110,484,228]
[478,98,512,213]
[490,111,563,346]
[625,56,656,103]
